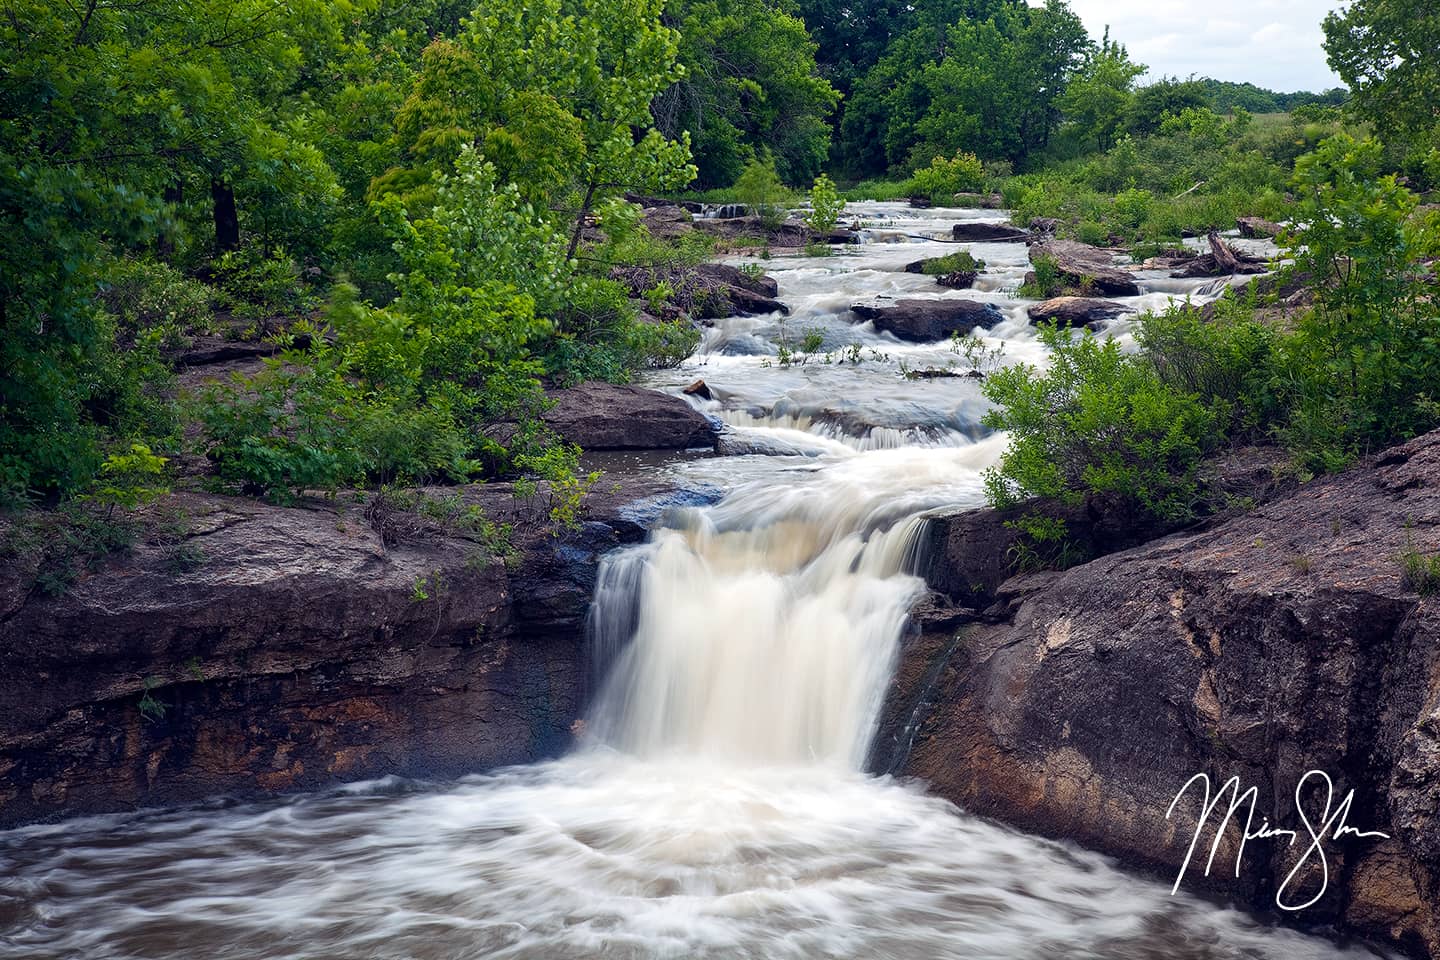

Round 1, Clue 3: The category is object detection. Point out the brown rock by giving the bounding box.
[544,382,718,451]
[851,299,1005,342]
[888,429,1440,956]
[1237,216,1283,239]
[1028,240,1141,297]
[1027,296,1129,327]
[0,478,688,827]
[682,378,712,400]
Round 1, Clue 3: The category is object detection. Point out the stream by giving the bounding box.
[0,203,1387,959]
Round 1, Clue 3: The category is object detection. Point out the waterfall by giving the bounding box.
[585,441,1001,769]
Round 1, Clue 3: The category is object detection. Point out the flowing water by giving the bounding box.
[0,205,1379,960]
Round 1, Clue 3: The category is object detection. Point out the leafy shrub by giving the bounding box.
[733,158,791,228]
[1018,256,1064,299]
[98,258,216,342]
[806,174,846,235]
[209,244,317,327]
[982,324,1216,521]
[907,151,984,202]
[1399,547,1440,597]
[920,251,985,276]
[1137,300,1283,440]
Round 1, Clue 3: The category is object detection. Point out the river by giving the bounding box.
[0,204,1386,959]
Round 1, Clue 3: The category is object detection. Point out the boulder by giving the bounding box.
[1028,239,1141,297]
[695,262,778,298]
[1027,296,1129,327]
[544,382,718,451]
[851,299,1005,341]
[885,430,1440,956]
[1237,216,1283,239]
[625,192,704,214]
[951,222,1031,242]
[610,263,787,318]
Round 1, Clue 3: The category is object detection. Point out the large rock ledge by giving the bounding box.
[0,477,704,828]
[883,429,1440,956]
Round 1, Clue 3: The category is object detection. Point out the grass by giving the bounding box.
[1399,547,1440,596]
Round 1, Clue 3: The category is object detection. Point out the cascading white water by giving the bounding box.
[0,204,1377,960]
[587,442,1002,768]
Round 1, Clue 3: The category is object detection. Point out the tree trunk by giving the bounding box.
[157,181,183,260]
[212,178,239,253]
[566,181,599,262]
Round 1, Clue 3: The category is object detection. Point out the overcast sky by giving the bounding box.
[1056,0,1345,92]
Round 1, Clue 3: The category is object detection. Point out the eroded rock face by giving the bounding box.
[888,430,1440,956]
[543,382,719,451]
[0,479,702,828]
[851,299,1004,341]
[1028,239,1141,297]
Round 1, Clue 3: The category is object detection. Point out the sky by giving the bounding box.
[1055,0,1346,92]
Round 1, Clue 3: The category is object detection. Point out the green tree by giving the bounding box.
[653,0,838,187]
[1125,77,1212,136]
[1059,30,1145,151]
[1323,0,1440,181]
[376,0,696,257]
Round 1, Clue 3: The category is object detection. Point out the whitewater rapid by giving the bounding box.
[0,204,1377,960]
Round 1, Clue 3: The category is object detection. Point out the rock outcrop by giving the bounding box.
[1028,239,1142,297]
[1027,296,1129,327]
[609,263,786,318]
[851,299,1005,341]
[952,222,1031,242]
[0,477,711,827]
[885,430,1440,957]
[543,382,719,451]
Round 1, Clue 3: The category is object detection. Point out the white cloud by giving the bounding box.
[1049,0,1345,91]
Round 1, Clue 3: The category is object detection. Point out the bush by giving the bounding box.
[733,158,791,228]
[907,151,985,202]
[920,251,985,276]
[982,324,1217,521]
[806,174,846,235]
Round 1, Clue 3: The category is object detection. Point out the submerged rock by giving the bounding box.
[887,430,1440,956]
[544,382,719,451]
[1028,239,1141,297]
[850,299,1005,341]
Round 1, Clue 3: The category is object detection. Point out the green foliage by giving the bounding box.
[806,175,847,235]
[1399,546,1440,597]
[1323,0,1440,184]
[733,158,791,228]
[655,0,838,187]
[921,251,986,276]
[85,444,170,516]
[839,0,1090,176]
[1057,32,1145,151]
[1278,134,1440,468]
[1018,256,1064,299]
[906,152,986,202]
[1005,512,1085,572]
[982,324,1216,522]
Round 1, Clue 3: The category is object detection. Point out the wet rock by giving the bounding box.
[1027,240,1141,297]
[682,379,712,400]
[951,222,1031,242]
[544,382,718,451]
[1237,216,1283,239]
[935,271,977,290]
[851,299,1005,342]
[1027,296,1129,327]
[890,429,1440,956]
[0,475,679,827]
[695,263,779,298]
